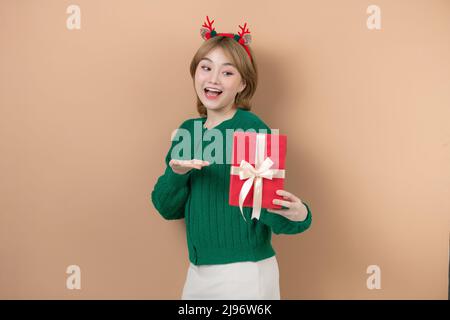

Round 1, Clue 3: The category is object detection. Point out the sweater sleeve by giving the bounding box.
[259,201,312,235]
[150,121,192,220]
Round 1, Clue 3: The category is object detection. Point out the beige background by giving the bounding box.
[1,0,449,299]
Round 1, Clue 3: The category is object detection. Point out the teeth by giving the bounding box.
[206,88,222,93]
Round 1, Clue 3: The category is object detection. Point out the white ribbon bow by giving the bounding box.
[230,134,285,221]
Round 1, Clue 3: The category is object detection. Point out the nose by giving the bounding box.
[209,69,220,84]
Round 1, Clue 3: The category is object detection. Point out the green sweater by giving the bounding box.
[151,108,312,265]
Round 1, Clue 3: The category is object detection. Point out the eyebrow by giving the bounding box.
[200,57,235,67]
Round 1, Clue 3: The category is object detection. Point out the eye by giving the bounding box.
[200,65,234,76]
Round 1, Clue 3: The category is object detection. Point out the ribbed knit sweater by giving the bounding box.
[151,107,312,265]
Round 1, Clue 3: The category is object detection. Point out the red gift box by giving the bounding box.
[229,131,287,220]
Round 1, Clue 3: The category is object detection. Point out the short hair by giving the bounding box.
[189,36,258,117]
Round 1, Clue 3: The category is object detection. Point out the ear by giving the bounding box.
[239,80,246,93]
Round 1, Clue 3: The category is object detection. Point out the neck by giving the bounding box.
[204,103,237,129]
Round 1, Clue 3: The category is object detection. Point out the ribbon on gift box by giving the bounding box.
[230,133,286,221]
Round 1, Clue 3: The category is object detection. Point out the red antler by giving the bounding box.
[202,16,215,32]
[238,22,250,37]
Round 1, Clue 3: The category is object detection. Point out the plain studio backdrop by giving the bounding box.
[0,0,449,299]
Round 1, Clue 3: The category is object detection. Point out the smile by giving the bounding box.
[204,88,223,100]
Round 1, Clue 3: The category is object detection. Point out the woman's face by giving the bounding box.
[194,47,246,113]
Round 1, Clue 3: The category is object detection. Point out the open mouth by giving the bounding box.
[204,88,223,97]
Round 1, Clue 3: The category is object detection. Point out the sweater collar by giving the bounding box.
[202,107,242,131]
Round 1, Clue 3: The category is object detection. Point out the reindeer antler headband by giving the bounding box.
[200,16,253,62]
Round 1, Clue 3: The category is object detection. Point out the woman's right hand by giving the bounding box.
[169,159,210,175]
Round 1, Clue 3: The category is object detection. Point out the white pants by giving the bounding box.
[181,256,280,300]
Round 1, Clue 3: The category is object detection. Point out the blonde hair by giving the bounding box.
[189,36,258,117]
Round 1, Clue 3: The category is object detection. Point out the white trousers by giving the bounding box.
[181,256,280,300]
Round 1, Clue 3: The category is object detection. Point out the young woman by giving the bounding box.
[151,16,312,300]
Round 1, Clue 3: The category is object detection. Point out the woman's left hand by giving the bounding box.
[267,190,309,222]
